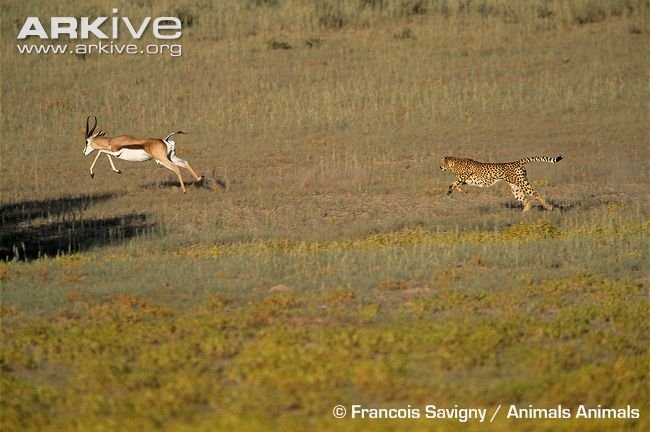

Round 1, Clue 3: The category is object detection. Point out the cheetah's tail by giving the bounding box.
[518,155,564,165]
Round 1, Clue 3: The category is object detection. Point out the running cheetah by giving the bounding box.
[439,155,563,212]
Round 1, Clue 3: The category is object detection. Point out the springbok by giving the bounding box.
[82,115,204,193]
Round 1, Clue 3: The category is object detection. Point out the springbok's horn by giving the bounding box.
[86,115,97,137]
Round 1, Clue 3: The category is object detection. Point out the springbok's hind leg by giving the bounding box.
[156,158,187,193]
[170,153,204,184]
[151,145,187,192]
[180,162,203,183]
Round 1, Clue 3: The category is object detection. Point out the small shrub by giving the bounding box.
[359,0,386,10]
[304,37,324,48]
[537,4,554,19]
[247,0,280,7]
[317,3,347,29]
[393,28,415,39]
[174,7,198,28]
[400,0,427,16]
[376,278,413,290]
[574,1,608,24]
[629,24,643,34]
[267,40,292,50]
[503,220,561,240]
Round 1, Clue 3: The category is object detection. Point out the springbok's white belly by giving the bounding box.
[112,149,152,162]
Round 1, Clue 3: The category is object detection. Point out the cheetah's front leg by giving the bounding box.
[447,179,467,195]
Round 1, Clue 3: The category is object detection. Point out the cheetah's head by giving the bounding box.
[439,157,451,171]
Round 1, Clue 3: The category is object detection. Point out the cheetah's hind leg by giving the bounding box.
[519,179,554,211]
[508,183,531,212]
[510,181,553,213]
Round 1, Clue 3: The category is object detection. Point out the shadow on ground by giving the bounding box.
[0,193,155,261]
[143,176,228,192]
[500,199,575,212]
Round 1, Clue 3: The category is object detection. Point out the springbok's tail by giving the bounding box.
[518,155,563,165]
[163,130,187,142]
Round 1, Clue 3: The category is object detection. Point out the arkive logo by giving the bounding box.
[17,8,181,40]
[16,8,183,57]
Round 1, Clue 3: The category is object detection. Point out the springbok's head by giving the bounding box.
[83,115,106,156]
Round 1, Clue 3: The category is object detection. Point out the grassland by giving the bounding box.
[1,0,649,431]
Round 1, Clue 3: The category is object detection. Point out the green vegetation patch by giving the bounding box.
[1,275,647,431]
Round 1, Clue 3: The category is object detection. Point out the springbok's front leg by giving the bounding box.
[89,151,102,178]
[89,151,121,178]
[105,154,122,175]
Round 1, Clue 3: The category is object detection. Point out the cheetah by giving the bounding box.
[439,155,563,212]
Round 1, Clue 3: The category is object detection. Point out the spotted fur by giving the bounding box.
[439,155,563,212]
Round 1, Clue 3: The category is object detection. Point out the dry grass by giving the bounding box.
[1,1,649,431]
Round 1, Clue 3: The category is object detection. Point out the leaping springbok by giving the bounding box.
[82,115,204,193]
